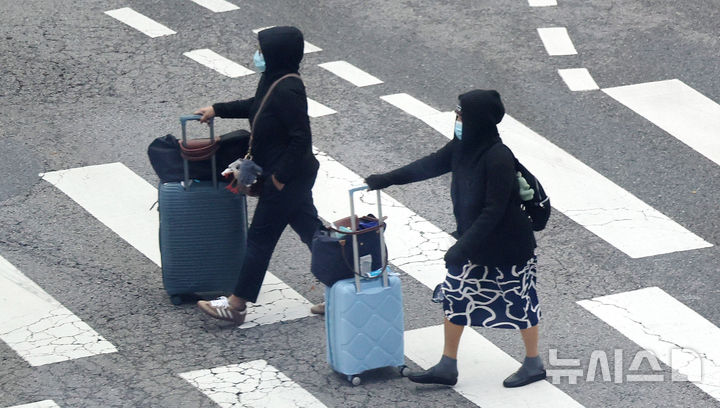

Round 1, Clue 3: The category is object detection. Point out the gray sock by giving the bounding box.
[521,355,544,374]
[431,355,458,377]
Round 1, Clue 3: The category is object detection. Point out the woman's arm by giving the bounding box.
[212,97,255,119]
[366,140,455,189]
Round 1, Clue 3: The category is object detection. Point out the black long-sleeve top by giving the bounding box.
[212,26,318,185]
[381,90,536,267]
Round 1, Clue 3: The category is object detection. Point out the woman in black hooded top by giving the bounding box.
[365,90,546,388]
[195,26,324,324]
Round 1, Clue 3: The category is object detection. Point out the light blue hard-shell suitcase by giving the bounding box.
[158,115,248,305]
[324,186,406,385]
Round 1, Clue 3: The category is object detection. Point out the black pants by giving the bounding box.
[233,173,322,303]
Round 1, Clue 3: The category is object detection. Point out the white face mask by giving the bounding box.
[454,120,463,140]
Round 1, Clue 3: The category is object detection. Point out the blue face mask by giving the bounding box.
[454,121,463,140]
[253,50,266,72]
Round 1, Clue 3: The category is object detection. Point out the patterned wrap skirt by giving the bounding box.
[442,256,540,329]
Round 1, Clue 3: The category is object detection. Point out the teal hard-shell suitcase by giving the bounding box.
[158,115,247,305]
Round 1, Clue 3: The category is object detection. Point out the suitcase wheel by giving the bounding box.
[347,375,361,386]
[170,295,184,305]
[399,365,410,377]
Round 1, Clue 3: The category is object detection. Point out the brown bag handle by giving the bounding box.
[179,138,220,161]
[245,73,302,160]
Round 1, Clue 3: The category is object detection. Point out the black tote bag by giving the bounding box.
[310,215,387,287]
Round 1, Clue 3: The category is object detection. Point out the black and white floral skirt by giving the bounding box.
[442,256,540,329]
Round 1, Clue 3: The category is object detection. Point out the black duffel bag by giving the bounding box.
[147,129,250,183]
[311,215,387,287]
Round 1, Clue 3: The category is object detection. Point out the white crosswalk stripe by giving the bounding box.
[537,27,578,56]
[558,68,599,91]
[603,79,720,167]
[307,98,337,117]
[42,163,161,266]
[179,360,327,408]
[104,8,176,38]
[578,287,720,402]
[380,92,712,258]
[0,255,117,366]
[5,401,61,408]
[318,61,383,87]
[189,0,239,13]
[184,49,255,77]
[528,0,557,6]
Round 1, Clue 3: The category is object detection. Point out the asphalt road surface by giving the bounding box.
[1,0,719,407]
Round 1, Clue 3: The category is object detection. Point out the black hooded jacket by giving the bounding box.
[379,90,536,266]
[212,26,318,185]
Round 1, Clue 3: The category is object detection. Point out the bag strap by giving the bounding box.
[245,73,302,160]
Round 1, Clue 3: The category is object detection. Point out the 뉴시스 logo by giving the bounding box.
[546,348,704,384]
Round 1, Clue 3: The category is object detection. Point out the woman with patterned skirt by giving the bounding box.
[365,89,545,388]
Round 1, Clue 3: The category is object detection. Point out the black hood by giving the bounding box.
[258,26,304,76]
[457,89,505,149]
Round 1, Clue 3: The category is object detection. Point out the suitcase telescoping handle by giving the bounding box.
[348,185,388,292]
[179,114,217,190]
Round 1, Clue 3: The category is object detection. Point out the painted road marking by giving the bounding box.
[578,287,720,402]
[380,93,455,137]
[0,255,117,366]
[42,163,161,265]
[184,49,255,77]
[537,27,577,56]
[5,401,61,408]
[406,326,584,407]
[307,98,336,117]
[603,79,720,167]
[189,0,238,12]
[318,61,383,87]
[252,27,322,53]
[242,273,313,329]
[302,41,323,54]
[179,359,327,408]
[104,8,176,38]
[380,93,440,119]
[558,68,599,91]
[42,163,312,328]
[529,0,557,6]
[380,93,711,258]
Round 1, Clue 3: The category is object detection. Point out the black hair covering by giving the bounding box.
[257,26,304,78]
[457,89,505,151]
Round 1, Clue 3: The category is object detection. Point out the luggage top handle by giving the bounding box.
[179,115,218,190]
[349,185,389,292]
